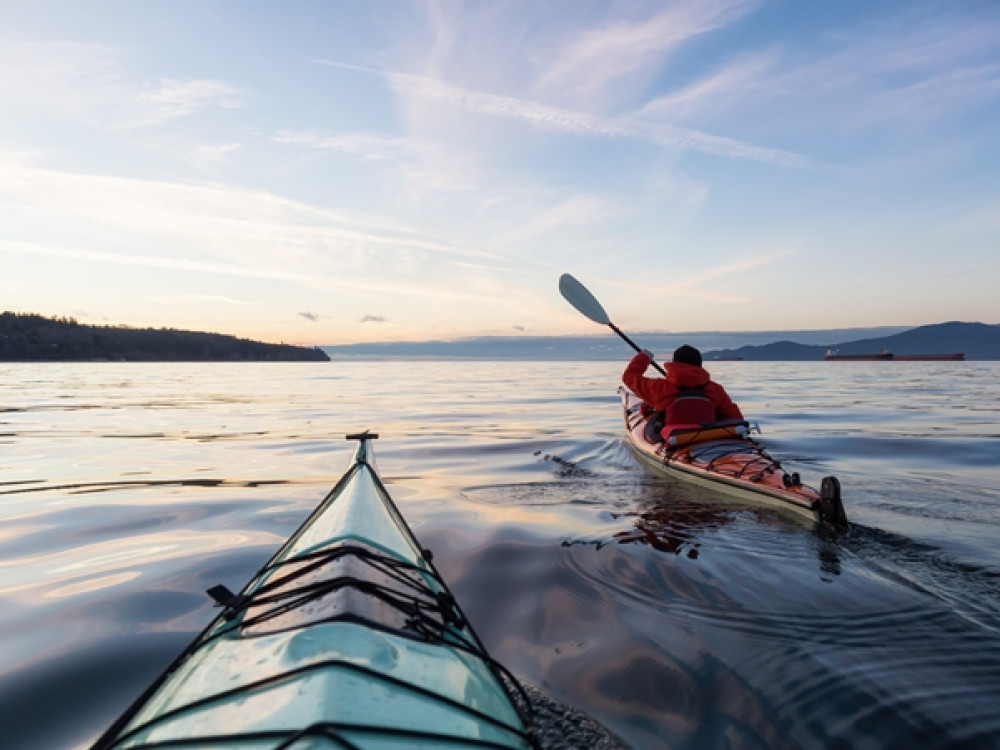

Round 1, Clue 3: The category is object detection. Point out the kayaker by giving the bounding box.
[623,345,743,441]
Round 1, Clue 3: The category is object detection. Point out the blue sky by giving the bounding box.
[1,1,998,345]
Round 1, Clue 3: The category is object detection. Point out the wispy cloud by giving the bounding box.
[274,129,484,193]
[0,236,524,310]
[0,161,542,315]
[298,311,320,322]
[532,0,759,103]
[359,314,387,323]
[924,196,1000,248]
[151,293,253,305]
[635,50,780,122]
[634,9,1000,131]
[274,131,405,160]
[318,61,800,165]
[785,17,1000,129]
[0,42,249,129]
[602,247,797,304]
[0,160,499,264]
[185,142,244,171]
[132,78,246,125]
[388,70,797,163]
[2,240,314,284]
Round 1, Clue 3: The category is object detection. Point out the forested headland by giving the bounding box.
[0,313,329,362]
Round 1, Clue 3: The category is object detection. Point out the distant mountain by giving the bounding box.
[706,341,826,361]
[322,326,909,360]
[705,322,1000,361]
[318,322,1000,361]
[0,312,330,362]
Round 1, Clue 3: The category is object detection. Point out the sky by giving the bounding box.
[1,1,998,346]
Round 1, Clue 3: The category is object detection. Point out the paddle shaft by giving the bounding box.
[608,321,667,376]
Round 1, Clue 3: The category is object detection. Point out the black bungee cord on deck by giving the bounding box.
[676,437,781,481]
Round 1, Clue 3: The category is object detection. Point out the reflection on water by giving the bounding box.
[1,362,999,748]
[605,500,844,579]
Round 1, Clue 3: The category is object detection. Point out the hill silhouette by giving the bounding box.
[321,326,911,360]
[705,322,1000,361]
[318,322,999,361]
[0,313,329,362]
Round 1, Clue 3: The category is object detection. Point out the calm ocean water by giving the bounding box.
[1,361,998,749]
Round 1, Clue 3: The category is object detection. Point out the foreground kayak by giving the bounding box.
[620,388,847,529]
[92,432,537,750]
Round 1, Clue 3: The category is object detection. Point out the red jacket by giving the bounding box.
[622,352,743,422]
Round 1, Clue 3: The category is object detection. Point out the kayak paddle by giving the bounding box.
[559,273,667,376]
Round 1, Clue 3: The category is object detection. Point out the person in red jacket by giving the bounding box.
[623,344,743,441]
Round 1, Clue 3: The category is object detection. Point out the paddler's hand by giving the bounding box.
[640,349,655,361]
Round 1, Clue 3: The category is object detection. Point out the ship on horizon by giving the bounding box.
[824,348,965,362]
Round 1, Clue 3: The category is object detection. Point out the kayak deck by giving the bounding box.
[620,388,847,529]
[92,432,536,750]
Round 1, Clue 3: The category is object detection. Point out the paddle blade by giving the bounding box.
[559,273,610,325]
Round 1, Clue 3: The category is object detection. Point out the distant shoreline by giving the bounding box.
[5,313,998,362]
[1,312,329,362]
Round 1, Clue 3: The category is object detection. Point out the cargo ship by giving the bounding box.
[824,349,965,361]
[892,353,965,361]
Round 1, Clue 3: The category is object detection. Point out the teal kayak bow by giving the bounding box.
[91,432,536,749]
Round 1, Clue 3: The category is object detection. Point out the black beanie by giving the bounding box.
[672,345,702,367]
